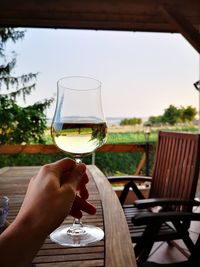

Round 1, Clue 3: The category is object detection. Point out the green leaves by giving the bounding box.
[0,27,53,144]
[0,96,54,144]
[149,105,197,126]
[120,117,142,126]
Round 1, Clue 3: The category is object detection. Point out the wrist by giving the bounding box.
[13,211,49,240]
[0,214,47,266]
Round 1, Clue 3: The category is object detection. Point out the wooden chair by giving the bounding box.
[135,209,200,267]
[108,131,200,261]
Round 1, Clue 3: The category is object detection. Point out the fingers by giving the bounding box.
[70,209,82,219]
[70,195,96,219]
[51,158,87,191]
[82,172,89,184]
[61,163,86,190]
[44,159,94,220]
[78,172,89,199]
[79,185,89,200]
[51,158,76,176]
[77,172,89,189]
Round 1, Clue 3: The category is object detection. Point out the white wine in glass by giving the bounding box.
[50,76,107,246]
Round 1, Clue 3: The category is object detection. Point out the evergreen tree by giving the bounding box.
[0,28,53,144]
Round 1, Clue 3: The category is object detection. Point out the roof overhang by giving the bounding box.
[0,0,200,52]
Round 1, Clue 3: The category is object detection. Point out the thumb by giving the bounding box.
[62,163,86,190]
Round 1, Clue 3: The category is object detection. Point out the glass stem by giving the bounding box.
[74,157,82,227]
[73,142,82,225]
[66,157,86,236]
[75,156,83,226]
[75,157,82,164]
[73,218,83,228]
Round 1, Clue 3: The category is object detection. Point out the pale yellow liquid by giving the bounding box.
[52,122,107,157]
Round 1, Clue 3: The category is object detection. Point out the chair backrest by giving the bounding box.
[149,131,200,202]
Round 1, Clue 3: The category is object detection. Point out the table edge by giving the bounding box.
[87,165,137,267]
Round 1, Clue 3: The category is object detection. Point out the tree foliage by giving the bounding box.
[0,28,53,144]
[120,117,142,126]
[148,105,197,126]
[148,115,163,125]
[162,105,181,125]
[179,105,197,123]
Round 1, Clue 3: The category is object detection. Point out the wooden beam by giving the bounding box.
[0,143,152,154]
[160,5,200,54]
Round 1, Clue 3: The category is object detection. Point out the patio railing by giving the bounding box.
[0,143,153,175]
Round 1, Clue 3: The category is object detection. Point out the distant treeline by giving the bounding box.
[120,105,197,126]
[120,117,142,126]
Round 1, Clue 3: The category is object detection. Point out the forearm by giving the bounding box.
[0,160,92,266]
[0,216,47,267]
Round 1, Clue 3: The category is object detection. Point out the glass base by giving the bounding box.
[50,224,104,247]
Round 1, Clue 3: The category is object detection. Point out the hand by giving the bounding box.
[0,158,96,267]
[14,158,96,235]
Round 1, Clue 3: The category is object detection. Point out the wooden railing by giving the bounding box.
[0,143,152,154]
[0,143,153,175]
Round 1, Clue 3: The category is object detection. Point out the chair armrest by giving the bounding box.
[133,211,200,225]
[107,175,152,183]
[134,198,200,209]
[107,176,152,204]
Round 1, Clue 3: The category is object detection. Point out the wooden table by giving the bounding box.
[0,165,137,267]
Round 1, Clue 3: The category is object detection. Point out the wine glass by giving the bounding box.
[50,76,107,246]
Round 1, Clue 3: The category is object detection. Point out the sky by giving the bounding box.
[4,28,200,120]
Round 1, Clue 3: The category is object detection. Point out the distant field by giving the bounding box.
[45,124,198,144]
[108,125,198,143]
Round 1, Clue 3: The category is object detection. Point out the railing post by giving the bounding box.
[145,141,150,176]
[92,152,96,165]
